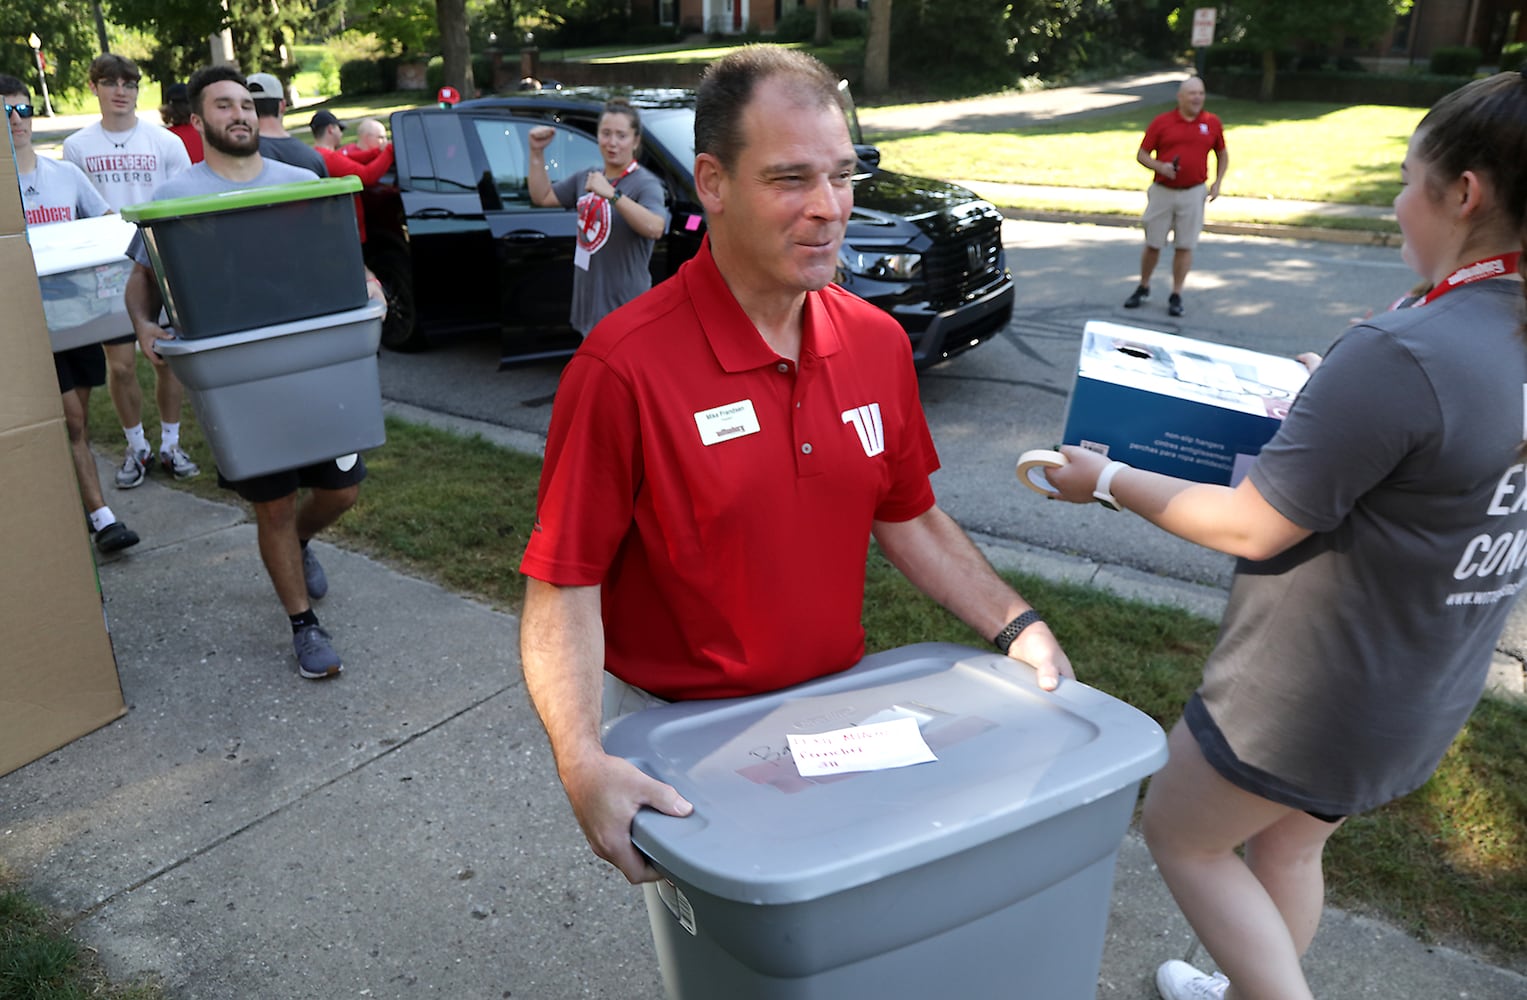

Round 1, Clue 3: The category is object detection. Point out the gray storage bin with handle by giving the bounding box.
[602,641,1169,1000]
[155,301,386,481]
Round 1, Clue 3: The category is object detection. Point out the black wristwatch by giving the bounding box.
[608,189,624,204]
[994,610,1044,654]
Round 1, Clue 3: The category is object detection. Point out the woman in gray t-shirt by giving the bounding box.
[527,99,670,336]
[1046,72,1527,1000]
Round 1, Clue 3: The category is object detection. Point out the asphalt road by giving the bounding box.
[377,218,1416,593]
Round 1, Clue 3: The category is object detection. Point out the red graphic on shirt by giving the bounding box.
[575,191,611,255]
[26,206,75,225]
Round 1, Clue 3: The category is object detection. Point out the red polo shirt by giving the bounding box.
[519,238,939,700]
[1140,109,1225,189]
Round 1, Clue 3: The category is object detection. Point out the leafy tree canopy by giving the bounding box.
[107,0,341,84]
[2,1,99,97]
[1218,0,1410,54]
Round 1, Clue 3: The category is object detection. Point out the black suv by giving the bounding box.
[362,85,1013,368]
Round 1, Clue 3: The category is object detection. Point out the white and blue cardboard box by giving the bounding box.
[1062,320,1311,486]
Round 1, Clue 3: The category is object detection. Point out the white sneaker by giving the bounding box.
[1156,959,1229,1000]
[115,446,151,488]
[159,443,201,480]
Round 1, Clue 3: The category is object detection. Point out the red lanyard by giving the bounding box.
[1415,252,1521,307]
[611,159,639,189]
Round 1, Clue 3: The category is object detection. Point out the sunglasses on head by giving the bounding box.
[5,103,34,119]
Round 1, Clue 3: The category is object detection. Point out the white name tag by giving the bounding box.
[694,399,761,446]
[573,245,591,271]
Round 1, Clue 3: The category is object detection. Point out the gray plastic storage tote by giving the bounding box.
[155,301,386,480]
[602,642,1169,1000]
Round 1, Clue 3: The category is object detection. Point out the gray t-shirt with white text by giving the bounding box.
[1190,278,1527,814]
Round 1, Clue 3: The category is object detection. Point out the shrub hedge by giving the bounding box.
[1500,42,1526,73]
[773,6,868,42]
[1204,67,1472,107]
[1429,45,1482,76]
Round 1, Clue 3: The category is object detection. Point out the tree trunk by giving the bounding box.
[436,0,474,97]
[864,0,891,95]
[91,0,111,53]
[815,0,833,47]
[1259,47,1277,101]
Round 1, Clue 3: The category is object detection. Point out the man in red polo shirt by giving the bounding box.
[1123,76,1228,318]
[518,46,1073,885]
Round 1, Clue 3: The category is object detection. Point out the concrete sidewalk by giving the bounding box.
[2,449,1524,999]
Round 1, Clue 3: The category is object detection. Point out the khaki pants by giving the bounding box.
[600,672,669,727]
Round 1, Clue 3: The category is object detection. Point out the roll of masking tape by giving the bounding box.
[1016,449,1068,495]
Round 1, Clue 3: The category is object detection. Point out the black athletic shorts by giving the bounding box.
[54,343,107,393]
[218,454,368,504]
[103,333,136,346]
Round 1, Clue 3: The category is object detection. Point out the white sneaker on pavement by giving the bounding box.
[115,446,151,489]
[1156,959,1230,1000]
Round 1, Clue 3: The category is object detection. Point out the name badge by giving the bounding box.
[574,245,591,271]
[694,399,761,446]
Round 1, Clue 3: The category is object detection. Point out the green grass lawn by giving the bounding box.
[75,357,1527,970]
[868,99,1422,207]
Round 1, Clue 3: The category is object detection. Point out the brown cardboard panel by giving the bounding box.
[0,233,65,431]
[0,419,125,778]
[0,143,21,238]
[0,139,24,237]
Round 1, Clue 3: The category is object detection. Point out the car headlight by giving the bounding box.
[838,247,921,281]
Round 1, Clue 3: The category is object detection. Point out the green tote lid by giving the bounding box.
[121,176,362,222]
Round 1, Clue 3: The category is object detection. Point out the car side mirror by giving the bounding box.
[854,143,881,172]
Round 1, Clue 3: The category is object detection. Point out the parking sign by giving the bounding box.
[1191,7,1217,48]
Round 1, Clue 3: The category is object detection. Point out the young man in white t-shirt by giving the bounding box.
[5,74,139,553]
[62,53,198,491]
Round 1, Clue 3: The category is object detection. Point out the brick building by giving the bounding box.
[1376,0,1524,61]
[632,0,862,36]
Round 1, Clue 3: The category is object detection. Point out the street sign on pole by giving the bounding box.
[1191,8,1217,49]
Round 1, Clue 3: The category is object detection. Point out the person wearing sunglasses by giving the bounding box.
[5,74,140,554]
[61,53,198,494]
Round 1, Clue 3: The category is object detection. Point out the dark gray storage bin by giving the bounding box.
[121,177,365,339]
[155,302,385,480]
[603,642,1169,1000]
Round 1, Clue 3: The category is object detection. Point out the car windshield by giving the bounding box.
[641,107,695,171]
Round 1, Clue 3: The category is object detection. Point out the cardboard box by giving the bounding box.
[1,139,126,778]
[0,140,24,236]
[1062,320,1310,487]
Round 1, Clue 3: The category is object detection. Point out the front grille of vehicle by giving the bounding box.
[920,212,1006,310]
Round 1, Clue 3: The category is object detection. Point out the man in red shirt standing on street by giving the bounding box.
[1123,76,1228,317]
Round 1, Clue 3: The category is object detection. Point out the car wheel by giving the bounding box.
[366,238,426,352]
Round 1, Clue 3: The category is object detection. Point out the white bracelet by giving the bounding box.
[1093,461,1129,512]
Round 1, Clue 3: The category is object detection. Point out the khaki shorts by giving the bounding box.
[601,672,669,727]
[1143,182,1208,250]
